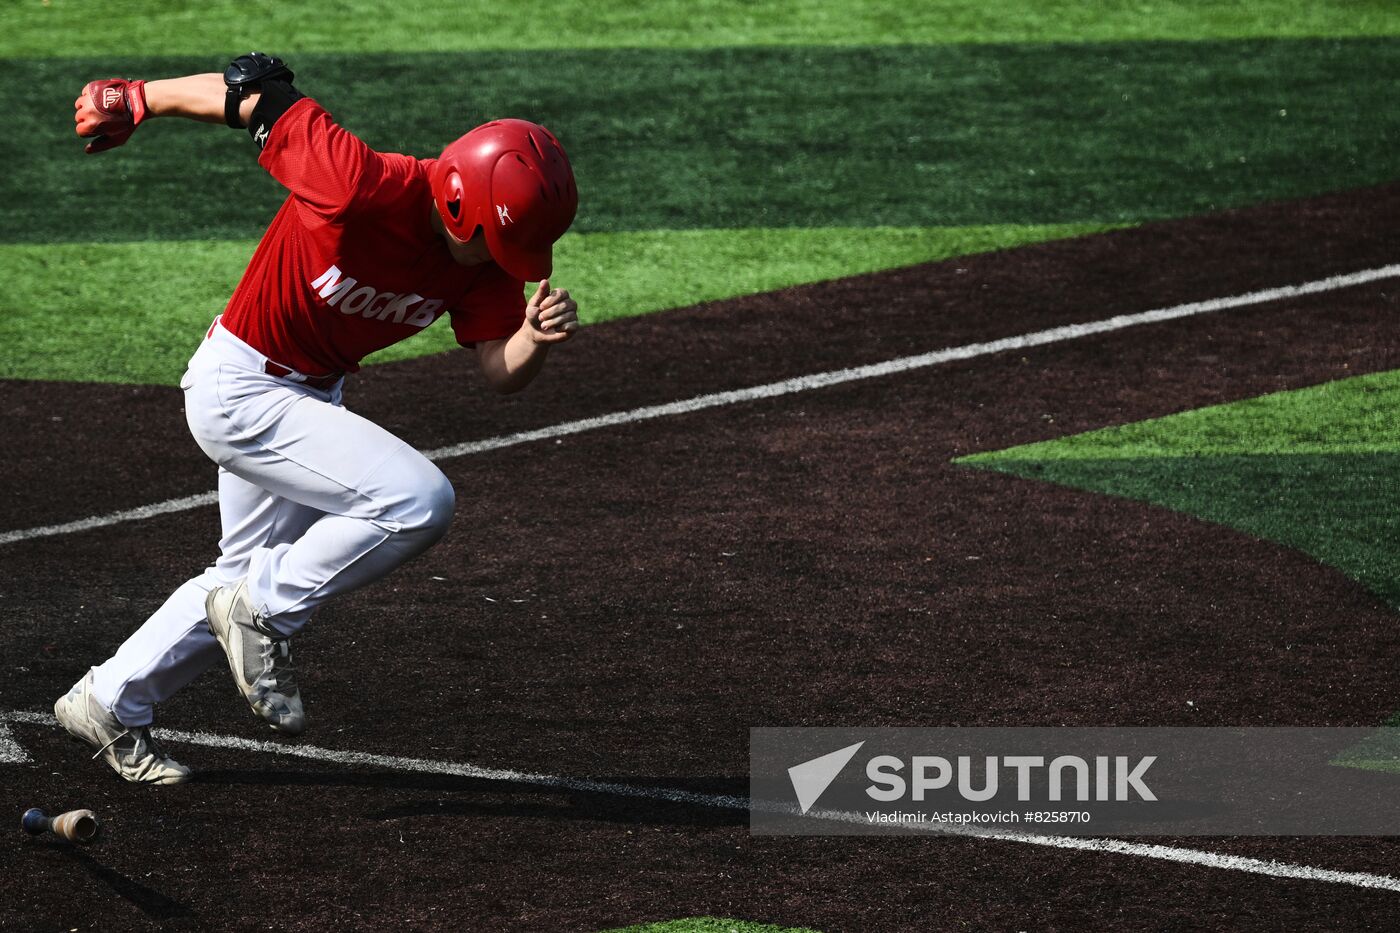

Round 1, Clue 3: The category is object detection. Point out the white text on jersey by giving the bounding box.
[310,265,444,328]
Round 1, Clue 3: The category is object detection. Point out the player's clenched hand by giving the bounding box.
[75,79,150,154]
[525,279,579,345]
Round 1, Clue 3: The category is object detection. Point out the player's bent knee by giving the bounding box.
[415,469,456,542]
[383,462,455,544]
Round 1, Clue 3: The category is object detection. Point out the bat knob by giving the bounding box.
[21,808,49,835]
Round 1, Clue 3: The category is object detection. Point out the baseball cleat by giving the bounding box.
[54,671,191,785]
[205,580,306,736]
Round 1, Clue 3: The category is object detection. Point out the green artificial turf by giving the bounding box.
[958,369,1400,607]
[7,41,1399,243]
[1333,726,1400,774]
[5,19,1397,386]
[4,0,1398,57]
[597,919,821,933]
[0,223,1109,383]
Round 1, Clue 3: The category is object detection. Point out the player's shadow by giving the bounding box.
[194,768,747,827]
[29,840,197,923]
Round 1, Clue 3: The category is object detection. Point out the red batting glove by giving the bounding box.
[75,79,149,154]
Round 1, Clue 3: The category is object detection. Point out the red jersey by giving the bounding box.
[220,98,525,376]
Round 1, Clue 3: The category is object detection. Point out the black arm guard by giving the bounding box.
[246,80,305,149]
[224,52,295,129]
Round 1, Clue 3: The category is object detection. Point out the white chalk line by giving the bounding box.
[6,710,1399,893]
[0,491,220,548]
[4,262,1397,550]
[0,720,29,764]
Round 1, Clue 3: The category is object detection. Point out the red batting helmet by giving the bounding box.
[430,119,578,281]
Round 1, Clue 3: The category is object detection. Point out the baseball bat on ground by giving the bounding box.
[21,808,100,843]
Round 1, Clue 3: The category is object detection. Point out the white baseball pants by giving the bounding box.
[91,320,455,727]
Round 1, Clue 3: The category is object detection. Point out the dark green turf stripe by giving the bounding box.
[959,369,1400,609]
[967,452,1400,609]
[4,40,1399,243]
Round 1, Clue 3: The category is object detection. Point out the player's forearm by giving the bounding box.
[477,326,552,394]
[143,74,258,126]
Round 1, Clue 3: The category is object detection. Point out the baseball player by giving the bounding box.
[54,54,580,784]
